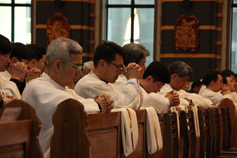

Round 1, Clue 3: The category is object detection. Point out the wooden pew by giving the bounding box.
[50,99,90,158]
[50,99,147,158]
[50,98,237,158]
[214,107,237,157]
[198,109,205,158]
[146,116,164,158]
[180,110,196,158]
[198,107,237,158]
[86,111,122,158]
[221,107,231,150]
[218,98,237,148]
[198,108,215,158]
[0,100,43,158]
[123,109,146,158]
[163,112,179,158]
[0,120,32,158]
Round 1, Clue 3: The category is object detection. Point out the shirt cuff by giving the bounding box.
[126,78,139,91]
[10,78,26,94]
[165,98,170,106]
[96,102,102,112]
[0,98,4,108]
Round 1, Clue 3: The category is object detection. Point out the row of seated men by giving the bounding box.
[0,34,237,158]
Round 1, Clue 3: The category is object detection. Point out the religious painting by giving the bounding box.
[173,15,199,52]
[47,12,71,45]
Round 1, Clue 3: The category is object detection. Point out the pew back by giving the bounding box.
[163,112,179,158]
[0,120,32,158]
[51,99,147,158]
[221,107,232,150]
[218,98,237,148]
[198,109,205,158]
[180,110,196,158]
[50,99,90,158]
[0,100,43,158]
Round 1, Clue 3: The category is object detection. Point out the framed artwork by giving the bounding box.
[47,12,71,45]
[173,15,200,52]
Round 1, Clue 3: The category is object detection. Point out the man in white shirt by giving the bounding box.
[159,61,213,109]
[0,42,41,98]
[22,37,114,158]
[114,43,180,113]
[0,34,19,107]
[139,61,180,114]
[221,70,237,111]
[75,41,142,110]
[221,69,237,93]
[114,43,149,86]
[199,70,233,107]
[27,44,46,73]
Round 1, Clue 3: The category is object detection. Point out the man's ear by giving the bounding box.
[54,60,61,72]
[146,76,153,82]
[210,80,215,85]
[30,59,36,67]
[171,73,177,79]
[11,57,18,63]
[98,60,105,69]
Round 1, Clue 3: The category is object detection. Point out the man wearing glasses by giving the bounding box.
[22,38,114,158]
[158,61,213,110]
[114,43,180,114]
[75,41,142,110]
[200,70,233,107]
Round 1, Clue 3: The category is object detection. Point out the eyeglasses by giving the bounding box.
[110,62,123,71]
[60,59,82,71]
[155,81,164,89]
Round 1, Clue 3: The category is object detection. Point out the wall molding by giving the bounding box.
[160,53,222,59]
[35,24,95,30]
[161,25,222,31]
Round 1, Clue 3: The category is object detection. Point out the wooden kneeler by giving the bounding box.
[50,99,90,158]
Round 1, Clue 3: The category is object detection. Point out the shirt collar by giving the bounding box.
[41,72,66,91]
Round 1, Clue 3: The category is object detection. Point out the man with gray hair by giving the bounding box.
[158,61,213,109]
[114,43,180,114]
[114,43,149,86]
[123,43,150,78]
[82,61,94,75]
[22,37,114,158]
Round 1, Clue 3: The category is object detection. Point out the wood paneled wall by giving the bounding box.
[35,0,96,62]
[160,0,223,80]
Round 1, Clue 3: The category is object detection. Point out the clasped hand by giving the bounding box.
[94,93,114,112]
[123,63,141,80]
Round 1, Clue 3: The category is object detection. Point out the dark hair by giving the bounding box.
[168,61,194,78]
[143,61,170,84]
[221,70,235,84]
[202,70,221,86]
[0,34,12,55]
[191,79,202,89]
[123,43,150,66]
[11,42,35,61]
[94,41,125,67]
[27,44,46,61]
